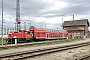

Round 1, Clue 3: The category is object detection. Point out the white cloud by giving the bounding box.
[40,0,68,13]
[50,1,68,10]
[0,0,90,30]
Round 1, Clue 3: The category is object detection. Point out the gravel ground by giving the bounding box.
[27,45,90,60]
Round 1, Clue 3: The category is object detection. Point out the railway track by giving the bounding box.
[0,41,53,49]
[75,53,90,60]
[0,39,86,50]
[0,42,90,60]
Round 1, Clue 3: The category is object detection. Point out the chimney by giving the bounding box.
[73,15,74,21]
[73,15,76,24]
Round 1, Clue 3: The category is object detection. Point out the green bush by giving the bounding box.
[0,39,7,45]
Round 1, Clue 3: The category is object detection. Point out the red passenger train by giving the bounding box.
[8,26,69,43]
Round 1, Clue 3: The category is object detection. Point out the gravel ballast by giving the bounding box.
[27,45,90,60]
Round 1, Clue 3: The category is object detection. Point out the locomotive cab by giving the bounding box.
[26,30,34,42]
[8,30,27,43]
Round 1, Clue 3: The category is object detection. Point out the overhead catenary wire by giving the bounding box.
[0,0,12,10]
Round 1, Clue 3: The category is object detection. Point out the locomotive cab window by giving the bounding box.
[27,31,30,34]
[19,30,22,32]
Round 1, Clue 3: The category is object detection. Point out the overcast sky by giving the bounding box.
[0,0,90,30]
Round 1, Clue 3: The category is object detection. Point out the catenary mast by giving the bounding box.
[16,0,20,32]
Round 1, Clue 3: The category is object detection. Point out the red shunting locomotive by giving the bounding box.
[8,26,69,43]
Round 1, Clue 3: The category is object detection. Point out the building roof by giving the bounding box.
[63,19,89,26]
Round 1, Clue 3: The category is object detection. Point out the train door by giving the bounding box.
[30,30,34,39]
[46,33,49,38]
[27,30,34,42]
[38,32,40,38]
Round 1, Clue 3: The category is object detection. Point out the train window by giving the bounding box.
[38,32,40,34]
[27,31,30,34]
[19,30,22,32]
[30,31,32,33]
[42,32,44,34]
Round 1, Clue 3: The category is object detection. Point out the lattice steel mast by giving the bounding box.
[16,0,20,32]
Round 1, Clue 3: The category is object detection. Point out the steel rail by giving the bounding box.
[75,53,90,60]
[0,41,53,49]
[0,42,90,60]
